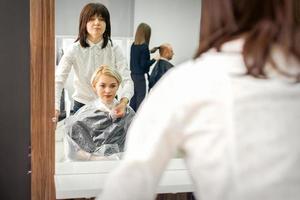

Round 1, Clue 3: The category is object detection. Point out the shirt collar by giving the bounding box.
[159,57,170,62]
[87,39,104,49]
[219,38,300,82]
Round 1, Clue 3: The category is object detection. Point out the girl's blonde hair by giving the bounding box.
[90,65,122,87]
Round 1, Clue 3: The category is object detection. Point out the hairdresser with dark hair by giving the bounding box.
[55,3,133,121]
[99,0,300,199]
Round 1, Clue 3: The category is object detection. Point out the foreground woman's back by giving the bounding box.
[98,39,300,200]
[203,40,300,199]
[99,0,300,199]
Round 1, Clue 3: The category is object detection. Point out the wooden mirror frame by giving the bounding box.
[31,0,55,199]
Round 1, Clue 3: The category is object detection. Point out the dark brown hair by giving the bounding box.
[195,0,300,79]
[75,3,112,48]
[134,23,151,45]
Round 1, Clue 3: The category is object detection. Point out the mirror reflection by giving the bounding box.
[55,0,201,163]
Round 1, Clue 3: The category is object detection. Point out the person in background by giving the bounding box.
[148,43,174,91]
[64,65,135,161]
[129,22,157,111]
[99,0,300,199]
[55,3,133,121]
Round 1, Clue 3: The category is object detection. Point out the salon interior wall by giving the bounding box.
[55,0,134,37]
[56,0,201,66]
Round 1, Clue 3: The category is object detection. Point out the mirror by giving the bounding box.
[55,0,201,198]
[55,0,201,199]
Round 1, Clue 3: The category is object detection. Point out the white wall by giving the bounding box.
[56,0,134,37]
[134,0,201,65]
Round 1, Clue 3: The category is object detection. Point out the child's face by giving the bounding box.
[93,74,119,104]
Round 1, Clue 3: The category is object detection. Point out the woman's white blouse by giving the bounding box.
[55,40,133,110]
[99,39,300,200]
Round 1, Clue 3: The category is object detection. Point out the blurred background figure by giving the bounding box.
[149,43,174,91]
[99,0,300,200]
[130,22,157,111]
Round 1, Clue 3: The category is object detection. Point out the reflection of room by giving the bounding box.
[55,0,201,199]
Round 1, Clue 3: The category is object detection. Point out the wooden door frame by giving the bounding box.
[30,0,55,199]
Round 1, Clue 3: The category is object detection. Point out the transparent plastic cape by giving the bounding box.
[64,99,135,161]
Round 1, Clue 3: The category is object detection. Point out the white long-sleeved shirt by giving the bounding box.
[99,39,300,200]
[55,40,134,110]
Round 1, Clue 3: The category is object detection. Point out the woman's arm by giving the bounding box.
[99,59,234,200]
[140,45,156,73]
[113,45,134,101]
[55,48,74,111]
[99,64,187,200]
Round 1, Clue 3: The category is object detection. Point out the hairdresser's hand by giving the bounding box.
[113,98,128,118]
[150,47,157,53]
[53,109,60,123]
